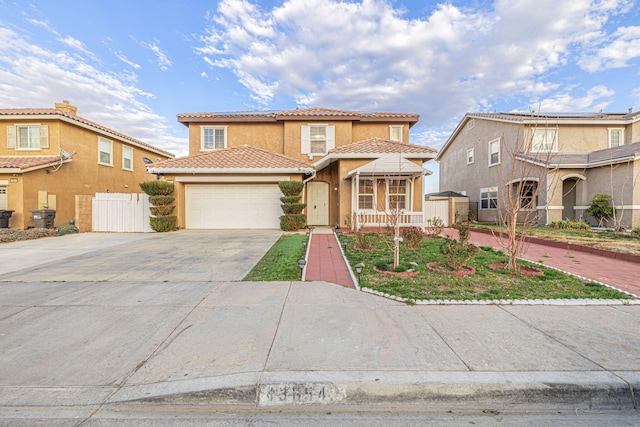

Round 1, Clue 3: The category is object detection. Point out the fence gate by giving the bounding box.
[424,199,450,227]
[92,193,153,232]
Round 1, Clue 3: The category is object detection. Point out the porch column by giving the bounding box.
[354,172,360,230]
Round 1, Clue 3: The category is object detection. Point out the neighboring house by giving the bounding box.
[0,101,174,229]
[437,111,640,228]
[147,108,437,230]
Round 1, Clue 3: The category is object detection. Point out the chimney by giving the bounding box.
[629,107,633,114]
[55,100,78,115]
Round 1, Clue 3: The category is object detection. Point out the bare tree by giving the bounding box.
[492,118,557,271]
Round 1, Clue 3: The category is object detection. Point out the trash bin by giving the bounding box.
[0,210,14,228]
[30,209,56,229]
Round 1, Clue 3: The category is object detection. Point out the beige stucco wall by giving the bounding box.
[188,122,284,155]
[0,118,171,229]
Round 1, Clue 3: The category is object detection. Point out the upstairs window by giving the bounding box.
[6,125,49,150]
[488,138,500,166]
[358,178,374,210]
[531,129,556,152]
[609,128,624,148]
[466,148,474,165]
[201,126,227,151]
[389,125,403,142]
[123,146,133,170]
[388,178,408,211]
[301,124,335,155]
[99,137,113,166]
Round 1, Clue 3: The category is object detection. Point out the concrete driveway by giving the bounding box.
[0,229,282,282]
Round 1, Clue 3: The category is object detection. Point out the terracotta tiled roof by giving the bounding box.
[0,108,174,157]
[177,108,419,124]
[149,145,314,172]
[469,112,633,122]
[329,137,437,155]
[0,156,63,170]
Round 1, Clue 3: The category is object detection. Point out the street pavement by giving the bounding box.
[0,230,638,426]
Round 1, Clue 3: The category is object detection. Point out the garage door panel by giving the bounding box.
[186,184,282,229]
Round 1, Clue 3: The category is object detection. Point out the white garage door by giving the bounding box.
[186,184,282,229]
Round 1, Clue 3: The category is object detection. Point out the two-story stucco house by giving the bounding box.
[147,108,437,230]
[437,111,640,228]
[0,101,174,229]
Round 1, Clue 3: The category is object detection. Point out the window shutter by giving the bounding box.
[6,126,16,149]
[39,125,49,148]
[301,125,311,154]
[326,126,335,151]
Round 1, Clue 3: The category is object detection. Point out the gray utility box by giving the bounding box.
[0,210,14,228]
[30,209,56,229]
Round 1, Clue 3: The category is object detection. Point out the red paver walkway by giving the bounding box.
[444,229,640,297]
[305,229,356,288]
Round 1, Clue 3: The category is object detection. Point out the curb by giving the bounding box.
[108,371,638,411]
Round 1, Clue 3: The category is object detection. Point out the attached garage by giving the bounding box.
[186,184,283,229]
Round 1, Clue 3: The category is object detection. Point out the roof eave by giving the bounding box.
[148,167,314,174]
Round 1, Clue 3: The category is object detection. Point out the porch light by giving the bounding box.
[297,259,306,280]
[354,263,364,284]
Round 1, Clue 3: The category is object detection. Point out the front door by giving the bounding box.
[307,181,329,225]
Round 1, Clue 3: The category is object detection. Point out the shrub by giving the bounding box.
[455,221,471,245]
[149,195,175,206]
[549,219,590,230]
[56,224,79,236]
[439,237,478,271]
[139,181,174,196]
[281,203,307,215]
[401,226,425,249]
[632,227,640,238]
[373,259,392,271]
[425,217,445,237]
[353,232,379,251]
[280,214,306,231]
[150,205,175,216]
[585,194,615,227]
[278,181,304,197]
[280,196,301,204]
[150,215,177,232]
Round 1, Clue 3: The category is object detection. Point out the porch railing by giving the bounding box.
[355,211,424,230]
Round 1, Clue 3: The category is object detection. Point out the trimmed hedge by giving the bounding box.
[280,214,306,231]
[278,181,304,197]
[282,203,306,215]
[140,181,174,196]
[280,196,302,204]
[150,215,177,232]
[150,205,176,216]
[149,195,175,206]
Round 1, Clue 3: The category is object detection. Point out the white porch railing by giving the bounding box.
[356,211,424,229]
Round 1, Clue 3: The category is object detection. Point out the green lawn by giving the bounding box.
[243,234,307,281]
[341,233,632,302]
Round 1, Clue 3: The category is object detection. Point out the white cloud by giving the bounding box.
[0,26,185,155]
[139,39,173,71]
[532,85,615,112]
[579,26,640,72]
[196,0,628,126]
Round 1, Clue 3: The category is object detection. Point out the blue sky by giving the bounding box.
[1,0,639,192]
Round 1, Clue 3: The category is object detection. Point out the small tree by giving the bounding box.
[585,194,615,228]
[139,181,176,232]
[278,181,306,231]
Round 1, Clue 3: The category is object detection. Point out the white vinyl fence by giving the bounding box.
[92,193,153,232]
[424,199,450,227]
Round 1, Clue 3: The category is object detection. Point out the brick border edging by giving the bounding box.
[471,227,640,264]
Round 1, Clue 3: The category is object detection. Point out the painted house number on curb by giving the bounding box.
[259,383,346,405]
